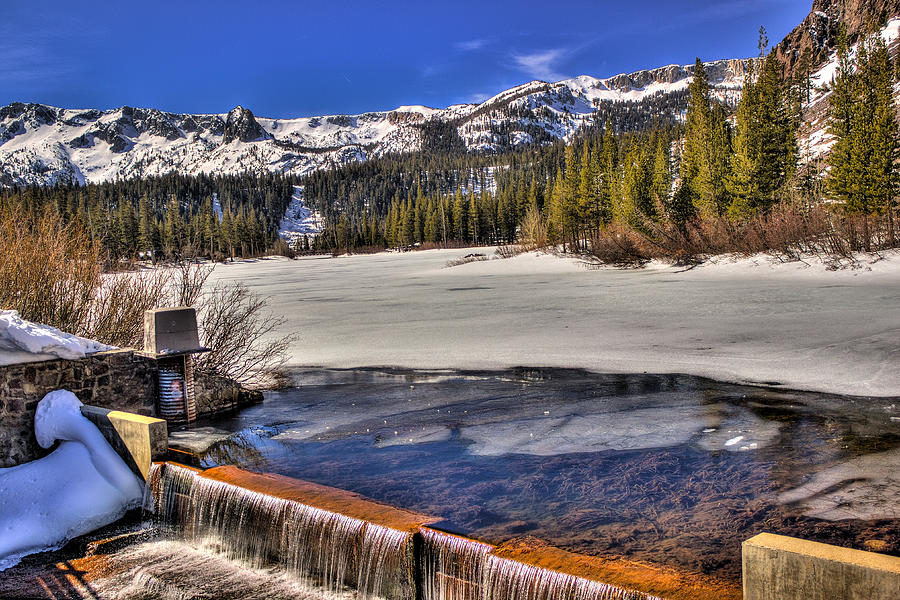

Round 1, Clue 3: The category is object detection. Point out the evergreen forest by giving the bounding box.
[2,27,898,265]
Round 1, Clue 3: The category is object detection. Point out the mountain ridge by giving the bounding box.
[0,57,750,187]
[2,0,898,187]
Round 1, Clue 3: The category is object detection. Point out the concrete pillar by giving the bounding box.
[81,405,168,480]
[743,532,900,600]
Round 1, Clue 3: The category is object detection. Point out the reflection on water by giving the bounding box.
[174,368,900,581]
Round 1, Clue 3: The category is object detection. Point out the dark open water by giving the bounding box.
[170,368,900,582]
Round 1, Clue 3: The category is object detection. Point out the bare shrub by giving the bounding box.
[0,209,101,334]
[585,203,898,267]
[0,205,292,386]
[587,227,650,267]
[169,260,214,307]
[445,253,489,268]
[495,245,525,259]
[520,205,549,250]
[86,271,170,347]
[194,283,295,387]
[272,238,297,259]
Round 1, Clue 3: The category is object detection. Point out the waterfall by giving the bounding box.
[358,524,413,599]
[146,463,413,599]
[144,464,659,600]
[483,555,656,600]
[419,528,492,600]
[419,528,659,600]
[145,461,197,526]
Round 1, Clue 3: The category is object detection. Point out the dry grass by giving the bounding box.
[0,208,101,335]
[585,204,900,267]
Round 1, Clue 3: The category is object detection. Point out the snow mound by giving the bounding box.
[0,390,144,571]
[0,310,113,366]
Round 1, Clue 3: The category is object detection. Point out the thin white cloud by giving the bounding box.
[0,42,71,84]
[0,20,83,87]
[456,39,486,52]
[465,91,491,104]
[511,48,570,82]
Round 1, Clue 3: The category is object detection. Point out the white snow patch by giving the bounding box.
[211,193,223,221]
[0,391,144,570]
[0,310,113,366]
[279,186,324,246]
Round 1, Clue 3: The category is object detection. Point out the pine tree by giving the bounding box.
[867,33,898,243]
[138,194,158,258]
[650,136,670,216]
[576,140,599,237]
[727,31,798,218]
[548,167,568,247]
[622,143,654,224]
[679,58,709,210]
[163,195,183,256]
[681,58,732,218]
[827,26,864,212]
[467,190,479,243]
[598,123,618,226]
[453,189,467,242]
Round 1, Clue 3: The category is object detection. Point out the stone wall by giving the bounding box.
[0,350,158,467]
[1,350,265,468]
[194,371,264,416]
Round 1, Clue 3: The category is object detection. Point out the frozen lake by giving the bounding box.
[209,249,900,397]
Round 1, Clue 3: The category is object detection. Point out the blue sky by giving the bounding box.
[2,0,811,118]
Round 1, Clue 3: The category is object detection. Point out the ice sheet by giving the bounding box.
[207,249,900,397]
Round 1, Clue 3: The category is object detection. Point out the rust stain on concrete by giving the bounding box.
[200,464,441,533]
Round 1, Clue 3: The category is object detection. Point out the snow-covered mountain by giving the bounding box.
[0,59,749,187]
[5,0,899,188]
[781,12,900,164]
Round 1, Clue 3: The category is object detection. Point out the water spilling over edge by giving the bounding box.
[145,463,660,600]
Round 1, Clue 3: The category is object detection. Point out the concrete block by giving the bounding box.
[743,532,900,600]
[81,405,168,480]
[143,307,202,355]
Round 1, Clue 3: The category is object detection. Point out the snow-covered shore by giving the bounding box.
[208,248,900,397]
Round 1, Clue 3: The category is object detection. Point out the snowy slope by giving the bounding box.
[278,186,324,245]
[459,58,749,151]
[0,59,748,186]
[800,17,900,159]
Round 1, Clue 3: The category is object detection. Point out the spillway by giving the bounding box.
[144,463,658,600]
